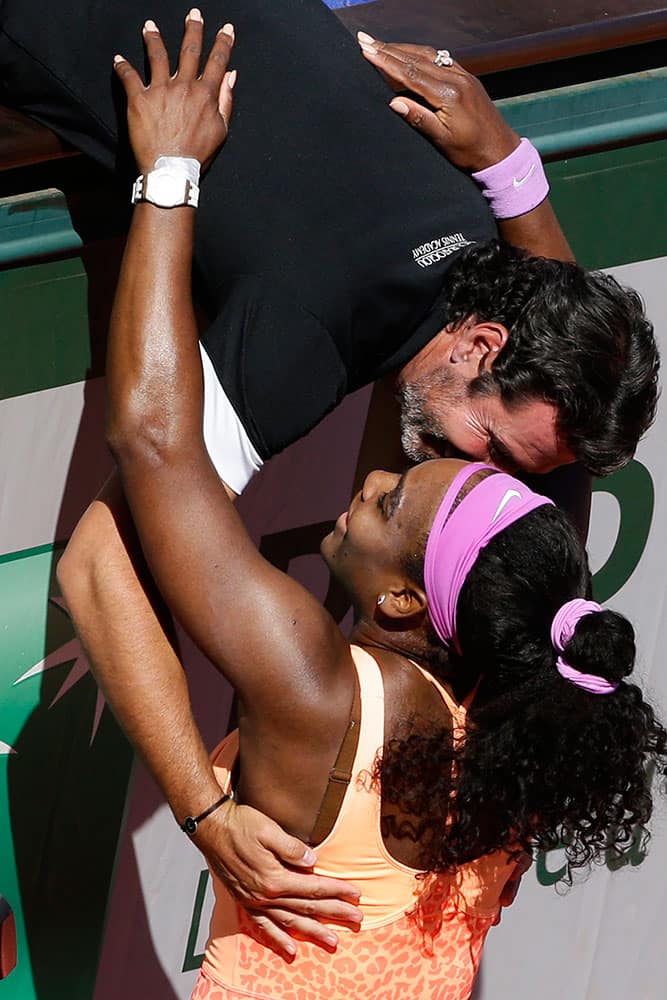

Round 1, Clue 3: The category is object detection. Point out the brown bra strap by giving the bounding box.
[308,675,362,846]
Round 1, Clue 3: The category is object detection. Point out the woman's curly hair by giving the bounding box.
[377,504,667,883]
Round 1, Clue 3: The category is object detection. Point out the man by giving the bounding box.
[3,0,658,954]
[0,0,657,490]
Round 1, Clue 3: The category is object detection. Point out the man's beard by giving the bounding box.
[398,371,464,463]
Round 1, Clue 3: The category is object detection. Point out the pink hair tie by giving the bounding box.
[551,599,618,695]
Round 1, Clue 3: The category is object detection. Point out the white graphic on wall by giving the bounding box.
[12,596,106,745]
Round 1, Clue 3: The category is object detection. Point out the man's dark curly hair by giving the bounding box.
[378,503,667,884]
[442,241,659,476]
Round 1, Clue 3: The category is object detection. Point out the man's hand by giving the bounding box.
[113,9,235,173]
[357,34,519,173]
[195,800,362,960]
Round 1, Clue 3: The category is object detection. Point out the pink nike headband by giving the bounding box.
[422,463,616,695]
[423,463,554,654]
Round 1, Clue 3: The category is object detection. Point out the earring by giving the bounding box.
[376,594,386,607]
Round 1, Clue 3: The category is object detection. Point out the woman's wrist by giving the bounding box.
[466,129,521,173]
[131,155,202,210]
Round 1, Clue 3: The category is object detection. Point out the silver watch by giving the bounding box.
[131,167,200,209]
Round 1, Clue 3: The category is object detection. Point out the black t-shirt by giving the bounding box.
[0,0,497,458]
[191,2,498,459]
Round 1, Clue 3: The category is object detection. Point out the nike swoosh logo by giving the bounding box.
[492,489,522,523]
[513,165,535,188]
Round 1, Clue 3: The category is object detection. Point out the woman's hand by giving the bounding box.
[197,800,362,959]
[358,34,519,173]
[113,9,235,174]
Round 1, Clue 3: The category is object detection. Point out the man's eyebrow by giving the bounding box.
[488,434,519,471]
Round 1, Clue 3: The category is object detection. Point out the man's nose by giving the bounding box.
[444,443,469,462]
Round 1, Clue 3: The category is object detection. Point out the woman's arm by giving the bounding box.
[62,13,361,954]
[356,38,590,538]
[357,38,575,263]
[108,20,351,723]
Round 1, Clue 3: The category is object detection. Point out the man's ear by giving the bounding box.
[375,583,428,628]
[449,320,509,372]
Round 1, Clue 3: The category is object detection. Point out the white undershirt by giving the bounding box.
[199,343,264,495]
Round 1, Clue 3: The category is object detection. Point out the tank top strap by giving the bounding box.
[350,644,386,703]
[307,645,386,854]
[349,645,386,771]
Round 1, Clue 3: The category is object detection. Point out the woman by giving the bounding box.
[32,0,645,947]
[188,460,665,1000]
[58,18,666,999]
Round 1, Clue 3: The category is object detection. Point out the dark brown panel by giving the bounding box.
[0,105,75,171]
[337,1,667,74]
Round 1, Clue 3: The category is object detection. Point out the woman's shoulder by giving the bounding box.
[354,645,455,739]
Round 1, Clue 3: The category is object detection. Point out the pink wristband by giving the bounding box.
[471,138,549,220]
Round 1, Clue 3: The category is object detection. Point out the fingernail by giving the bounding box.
[113,54,125,64]
[285,942,297,957]
[222,22,234,36]
[143,19,158,33]
[357,31,375,44]
[302,848,317,865]
[359,42,376,55]
[390,99,410,115]
[189,8,202,21]
[325,933,338,947]
[228,69,237,89]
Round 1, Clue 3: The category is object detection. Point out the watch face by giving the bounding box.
[147,170,184,208]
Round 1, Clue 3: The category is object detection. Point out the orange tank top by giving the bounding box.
[198,646,518,1000]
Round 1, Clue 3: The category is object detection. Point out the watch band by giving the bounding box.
[181,793,231,836]
[131,172,200,208]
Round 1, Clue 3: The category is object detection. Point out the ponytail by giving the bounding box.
[560,608,635,688]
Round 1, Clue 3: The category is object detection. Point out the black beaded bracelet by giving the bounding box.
[180,793,231,836]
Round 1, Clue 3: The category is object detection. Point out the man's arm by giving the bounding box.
[357,37,575,263]
[58,475,361,957]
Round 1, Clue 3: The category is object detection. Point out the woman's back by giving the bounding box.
[197,646,517,1000]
